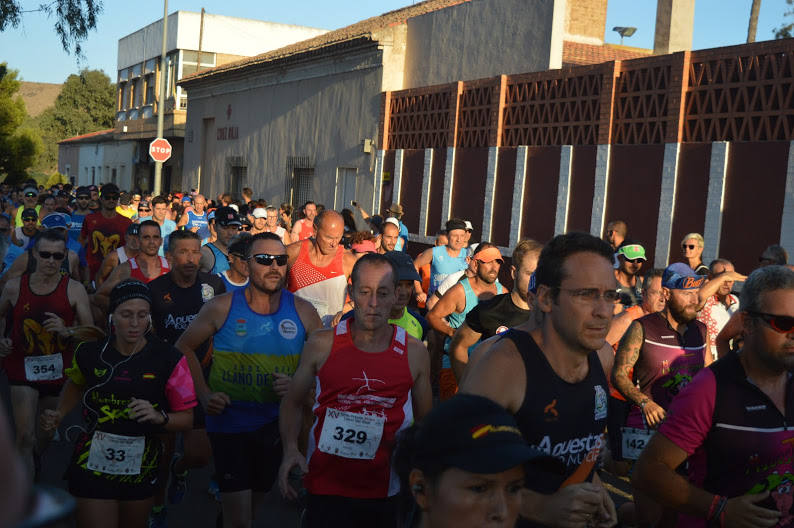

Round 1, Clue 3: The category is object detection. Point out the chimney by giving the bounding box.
[654,0,695,54]
[564,0,608,45]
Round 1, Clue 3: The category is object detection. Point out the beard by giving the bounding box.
[669,298,698,324]
[252,272,285,294]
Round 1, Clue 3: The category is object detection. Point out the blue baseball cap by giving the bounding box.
[662,263,705,290]
[40,213,68,229]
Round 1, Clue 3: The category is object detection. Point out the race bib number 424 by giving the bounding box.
[317,408,385,460]
[24,353,63,382]
[621,427,654,460]
[86,431,145,475]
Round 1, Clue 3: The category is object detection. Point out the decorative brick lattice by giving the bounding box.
[684,42,794,142]
[388,85,455,149]
[501,68,603,147]
[457,80,498,148]
[612,56,672,144]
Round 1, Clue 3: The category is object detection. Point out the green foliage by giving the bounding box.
[0,63,41,183]
[776,0,794,39]
[0,0,103,55]
[30,68,115,173]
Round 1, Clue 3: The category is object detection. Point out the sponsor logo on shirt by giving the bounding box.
[235,318,247,337]
[594,385,607,421]
[544,399,559,421]
[142,373,155,380]
[278,319,298,340]
[746,405,767,412]
[201,283,215,302]
[164,313,197,330]
[661,335,676,339]
[536,432,604,467]
[495,325,509,334]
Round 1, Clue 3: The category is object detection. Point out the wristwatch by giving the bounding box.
[159,408,170,426]
[639,398,650,409]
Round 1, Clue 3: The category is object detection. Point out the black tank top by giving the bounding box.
[504,329,609,495]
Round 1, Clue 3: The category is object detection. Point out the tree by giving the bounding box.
[776,0,794,39]
[0,64,41,183]
[0,0,103,55]
[747,0,761,43]
[32,69,115,173]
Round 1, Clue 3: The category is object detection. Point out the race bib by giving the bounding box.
[86,431,145,475]
[24,354,63,382]
[317,408,385,460]
[621,427,654,460]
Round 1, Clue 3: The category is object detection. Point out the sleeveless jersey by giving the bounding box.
[207,243,229,274]
[207,289,306,433]
[293,219,314,241]
[447,278,503,329]
[14,227,33,248]
[116,246,130,264]
[503,330,608,497]
[626,312,707,428]
[185,210,210,240]
[6,273,75,386]
[69,212,85,242]
[429,245,467,295]
[128,256,170,284]
[286,240,347,326]
[306,319,414,499]
[217,270,248,293]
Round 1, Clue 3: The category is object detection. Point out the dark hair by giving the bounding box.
[741,265,794,314]
[642,268,665,292]
[512,239,544,270]
[139,219,161,235]
[247,232,284,257]
[168,229,200,250]
[228,233,253,257]
[708,258,733,273]
[392,425,445,527]
[34,228,67,250]
[242,187,253,198]
[534,233,614,294]
[471,241,498,257]
[351,253,398,289]
[341,209,356,232]
[151,195,168,207]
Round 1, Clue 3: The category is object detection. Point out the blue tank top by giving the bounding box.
[206,289,306,433]
[186,210,210,240]
[217,271,249,293]
[443,278,503,368]
[429,245,467,294]
[69,213,85,242]
[208,243,230,274]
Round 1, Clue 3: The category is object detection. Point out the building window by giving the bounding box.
[91,167,95,184]
[118,82,127,110]
[227,156,247,201]
[285,156,314,209]
[144,73,155,105]
[181,50,216,77]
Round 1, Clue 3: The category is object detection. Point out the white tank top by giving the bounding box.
[116,246,129,264]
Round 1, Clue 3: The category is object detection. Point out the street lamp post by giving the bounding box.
[154,0,169,196]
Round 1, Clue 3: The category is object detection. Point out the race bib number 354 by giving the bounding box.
[24,353,63,382]
[317,408,385,460]
[87,431,145,475]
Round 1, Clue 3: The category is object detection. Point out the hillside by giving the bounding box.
[18,81,62,117]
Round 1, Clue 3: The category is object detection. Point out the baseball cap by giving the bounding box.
[384,250,421,282]
[137,200,151,210]
[384,217,400,229]
[22,186,38,196]
[181,196,192,203]
[41,213,68,229]
[252,208,267,219]
[387,203,403,215]
[126,223,140,236]
[75,187,90,197]
[616,244,647,261]
[21,208,38,220]
[413,394,564,475]
[215,206,241,226]
[472,245,503,263]
[101,183,119,196]
[446,218,467,233]
[464,220,473,232]
[662,263,705,290]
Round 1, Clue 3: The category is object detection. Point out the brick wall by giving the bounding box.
[565,0,608,43]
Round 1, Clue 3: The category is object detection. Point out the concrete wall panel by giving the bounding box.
[521,146,561,243]
[669,143,711,265]
[400,149,425,233]
[451,148,489,241]
[427,148,447,235]
[604,144,665,266]
[566,145,597,233]
[381,150,396,210]
[492,148,518,247]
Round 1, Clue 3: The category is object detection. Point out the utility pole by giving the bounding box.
[154,0,169,196]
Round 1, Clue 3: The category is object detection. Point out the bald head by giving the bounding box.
[314,210,343,231]
[314,210,344,255]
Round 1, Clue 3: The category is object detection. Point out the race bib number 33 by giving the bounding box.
[318,408,385,460]
[24,353,63,381]
[87,431,145,475]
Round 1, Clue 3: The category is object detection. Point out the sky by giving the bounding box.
[0,0,789,84]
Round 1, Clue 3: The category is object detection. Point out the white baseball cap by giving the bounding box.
[384,217,400,228]
[464,220,473,231]
[252,208,267,219]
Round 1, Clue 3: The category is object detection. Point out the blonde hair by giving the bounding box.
[681,233,704,248]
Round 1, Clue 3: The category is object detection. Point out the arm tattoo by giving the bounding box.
[612,321,647,405]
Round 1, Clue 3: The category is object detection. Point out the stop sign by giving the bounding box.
[149,138,172,163]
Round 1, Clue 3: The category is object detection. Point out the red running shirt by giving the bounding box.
[81,212,131,279]
[305,319,414,499]
[6,273,75,385]
[129,256,170,283]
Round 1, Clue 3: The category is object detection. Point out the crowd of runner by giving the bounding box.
[0,178,792,528]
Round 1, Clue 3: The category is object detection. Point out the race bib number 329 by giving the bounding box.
[317,408,385,460]
[86,431,145,475]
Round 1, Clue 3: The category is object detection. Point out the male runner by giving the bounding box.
[614,244,646,309]
[218,234,250,293]
[79,183,131,281]
[377,218,400,254]
[93,221,169,315]
[461,233,617,528]
[140,196,177,255]
[632,265,794,528]
[68,187,92,243]
[291,201,317,242]
[278,253,432,527]
[0,229,92,478]
[95,223,141,286]
[12,208,38,248]
[147,230,226,523]
[178,194,210,240]
[250,208,268,235]
[286,210,357,326]
[696,258,746,361]
[412,218,468,304]
[200,206,240,274]
[262,206,290,244]
[611,262,710,526]
[177,232,321,528]
[450,239,542,380]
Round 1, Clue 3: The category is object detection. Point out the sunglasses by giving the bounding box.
[682,244,698,250]
[38,251,65,261]
[77,195,90,200]
[625,258,644,264]
[251,253,288,267]
[24,192,37,198]
[748,311,794,333]
[240,226,252,232]
[139,208,151,212]
[22,217,37,222]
